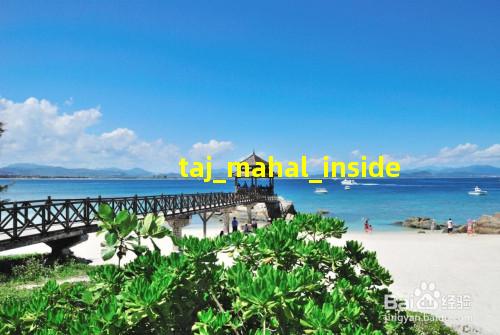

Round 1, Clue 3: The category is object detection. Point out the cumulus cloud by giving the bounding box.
[382,143,500,168]
[189,139,234,160]
[0,97,181,172]
[307,156,327,168]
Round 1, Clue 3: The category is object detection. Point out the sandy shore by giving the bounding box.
[2,227,499,334]
[332,231,500,334]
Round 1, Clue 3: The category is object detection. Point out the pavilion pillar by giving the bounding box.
[167,215,191,250]
[221,208,233,234]
[246,204,253,224]
[199,212,214,238]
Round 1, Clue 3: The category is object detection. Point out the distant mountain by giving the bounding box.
[401,165,500,178]
[0,163,154,178]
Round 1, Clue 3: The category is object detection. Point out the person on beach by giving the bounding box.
[364,218,372,233]
[251,218,258,231]
[431,219,436,231]
[447,218,454,234]
[467,219,474,235]
[232,217,239,233]
[243,223,251,234]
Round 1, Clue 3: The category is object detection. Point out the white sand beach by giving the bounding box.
[333,231,500,334]
[2,227,499,334]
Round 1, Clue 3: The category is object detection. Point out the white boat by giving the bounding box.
[344,185,351,190]
[341,178,357,186]
[314,187,328,194]
[468,186,487,196]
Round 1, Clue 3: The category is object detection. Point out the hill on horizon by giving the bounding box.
[400,165,500,178]
[0,163,154,178]
[0,163,499,179]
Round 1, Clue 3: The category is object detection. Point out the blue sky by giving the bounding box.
[0,1,499,171]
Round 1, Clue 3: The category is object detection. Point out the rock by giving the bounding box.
[398,217,442,230]
[441,214,500,234]
[471,214,500,234]
[278,197,296,216]
[220,197,295,225]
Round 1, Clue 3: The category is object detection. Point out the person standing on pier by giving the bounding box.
[232,217,239,233]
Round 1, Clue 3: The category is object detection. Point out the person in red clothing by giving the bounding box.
[364,218,372,233]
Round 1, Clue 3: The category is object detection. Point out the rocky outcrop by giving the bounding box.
[455,213,500,234]
[396,213,500,234]
[279,197,296,217]
[222,197,295,225]
[395,217,442,230]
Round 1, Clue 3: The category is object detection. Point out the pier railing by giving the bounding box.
[0,191,271,249]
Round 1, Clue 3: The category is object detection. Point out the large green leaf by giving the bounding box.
[105,232,118,247]
[101,247,116,261]
[131,244,148,256]
[98,203,114,221]
[142,214,154,235]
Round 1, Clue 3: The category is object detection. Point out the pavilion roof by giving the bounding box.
[240,152,268,167]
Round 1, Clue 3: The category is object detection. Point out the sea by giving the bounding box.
[1,178,499,232]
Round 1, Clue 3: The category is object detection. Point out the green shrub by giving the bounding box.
[408,312,459,335]
[11,256,51,282]
[0,209,432,334]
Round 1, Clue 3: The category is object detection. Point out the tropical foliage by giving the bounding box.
[0,207,417,334]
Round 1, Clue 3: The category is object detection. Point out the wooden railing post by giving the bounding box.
[65,200,70,231]
[42,198,47,234]
[133,194,138,214]
[84,197,90,226]
[154,195,159,214]
[46,196,52,233]
[12,202,18,239]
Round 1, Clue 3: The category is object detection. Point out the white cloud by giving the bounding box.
[437,143,478,159]
[350,149,362,158]
[0,97,182,172]
[189,139,234,159]
[474,144,500,160]
[382,143,500,168]
[307,156,327,168]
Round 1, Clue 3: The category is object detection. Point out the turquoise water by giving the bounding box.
[1,178,499,231]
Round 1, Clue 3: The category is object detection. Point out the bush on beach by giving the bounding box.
[0,207,418,334]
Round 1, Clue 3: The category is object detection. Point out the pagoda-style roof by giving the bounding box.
[240,151,268,167]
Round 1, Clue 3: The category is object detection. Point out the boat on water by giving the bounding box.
[314,187,328,194]
[468,186,487,196]
[341,178,357,186]
[344,185,351,190]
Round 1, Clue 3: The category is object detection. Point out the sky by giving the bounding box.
[0,0,499,172]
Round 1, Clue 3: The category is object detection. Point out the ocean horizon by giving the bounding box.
[2,177,498,232]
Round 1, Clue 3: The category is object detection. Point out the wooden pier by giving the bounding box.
[0,191,278,253]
